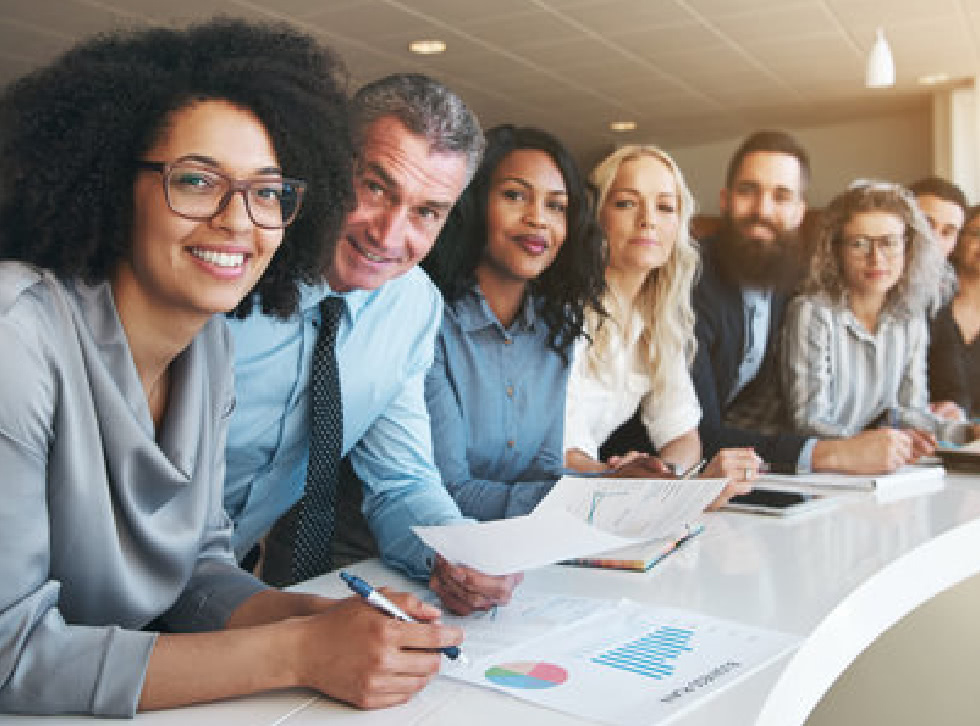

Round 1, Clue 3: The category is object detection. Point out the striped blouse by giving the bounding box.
[780,292,971,444]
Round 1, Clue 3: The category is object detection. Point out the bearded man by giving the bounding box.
[693,130,915,474]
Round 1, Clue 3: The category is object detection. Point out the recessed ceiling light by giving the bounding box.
[609,121,637,132]
[408,40,446,55]
[919,73,950,85]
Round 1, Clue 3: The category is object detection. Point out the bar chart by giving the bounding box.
[591,625,695,679]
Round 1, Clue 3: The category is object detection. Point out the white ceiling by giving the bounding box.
[1,0,979,166]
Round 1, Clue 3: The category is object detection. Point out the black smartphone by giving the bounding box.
[723,488,827,516]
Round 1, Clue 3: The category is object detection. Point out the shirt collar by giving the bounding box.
[741,286,772,306]
[455,285,538,335]
[837,296,898,339]
[298,279,373,323]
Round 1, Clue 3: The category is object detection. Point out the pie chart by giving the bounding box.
[484,661,568,689]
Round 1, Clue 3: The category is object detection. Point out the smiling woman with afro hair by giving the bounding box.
[0,17,353,317]
[0,17,461,719]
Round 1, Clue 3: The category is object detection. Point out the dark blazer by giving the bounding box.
[692,237,808,469]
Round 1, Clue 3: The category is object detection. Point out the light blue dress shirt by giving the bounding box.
[731,287,772,404]
[224,267,465,580]
[425,287,567,520]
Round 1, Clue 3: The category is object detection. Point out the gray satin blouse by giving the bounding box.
[0,263,265,717]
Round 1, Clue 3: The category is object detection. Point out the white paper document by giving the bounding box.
[424,591,621,666]
[443,599,801,726]
[413,477,726,575]
[760,465,944,491]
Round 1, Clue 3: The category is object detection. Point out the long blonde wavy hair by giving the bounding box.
[585,145,700,399]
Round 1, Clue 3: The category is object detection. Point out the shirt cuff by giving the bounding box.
[381,521,458,582]
[502,481,558,518]
[163,560,267,632]
[796,438,819,473]
[92,627,157,717]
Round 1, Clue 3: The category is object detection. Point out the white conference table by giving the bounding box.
[12,471,980,726]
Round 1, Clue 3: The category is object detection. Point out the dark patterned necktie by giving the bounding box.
[292,296,345,582]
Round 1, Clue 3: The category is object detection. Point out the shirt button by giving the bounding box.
[506,440,515,448]
[506,385,514,397]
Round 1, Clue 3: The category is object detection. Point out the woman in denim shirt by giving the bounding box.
[422,125,604,520]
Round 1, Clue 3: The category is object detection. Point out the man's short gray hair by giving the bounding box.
[351,73,484,182]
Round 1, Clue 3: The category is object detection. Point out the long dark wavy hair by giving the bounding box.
[0,18,354,319]
[422,124,605,363]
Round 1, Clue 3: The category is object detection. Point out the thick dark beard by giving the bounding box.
[713,214,802,292]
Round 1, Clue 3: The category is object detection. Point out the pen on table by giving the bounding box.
[676,523,705,549]
[339,571,463,661]
[680,458,707,479]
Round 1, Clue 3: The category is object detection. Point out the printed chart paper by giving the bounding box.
[426,591,621,666]
[413,477,726,574]
[444,600,801,726]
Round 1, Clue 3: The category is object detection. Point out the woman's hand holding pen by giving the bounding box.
[291,591,462,709]
[905,428,936,459]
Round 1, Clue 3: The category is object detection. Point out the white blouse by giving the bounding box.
[564,311,702,460]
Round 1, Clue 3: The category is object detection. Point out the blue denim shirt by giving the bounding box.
[224,267,464,580]
[425,287,568,520]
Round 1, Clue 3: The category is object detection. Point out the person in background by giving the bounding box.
[224,73,522,613]
[692,130,917,474]
[929,205,980,418]
[0,19,459,716]
[781,181,979,448]
[562,144,759,503]
[909,176,972,420]
[909,176,968,258]
[422,125,604,519]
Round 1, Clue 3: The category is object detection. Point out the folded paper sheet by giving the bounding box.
[413,477,726,575]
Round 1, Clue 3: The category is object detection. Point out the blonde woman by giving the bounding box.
[782,181,979,452]
[564,145,761,489]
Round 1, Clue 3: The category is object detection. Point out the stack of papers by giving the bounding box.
[562,524,704,572]
[413,477,726,574]
[759,465,944,491]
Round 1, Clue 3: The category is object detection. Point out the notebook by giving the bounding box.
[561,524,704,572]
[759,465,944,491]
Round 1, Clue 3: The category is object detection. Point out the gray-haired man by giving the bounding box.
[224,74,521,612]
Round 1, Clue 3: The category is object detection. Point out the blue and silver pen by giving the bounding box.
[340,571,462,660]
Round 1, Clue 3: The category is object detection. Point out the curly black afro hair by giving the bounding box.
[0,17,354,319]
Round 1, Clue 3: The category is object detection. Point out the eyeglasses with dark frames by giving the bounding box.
[839,233,907,258]
[137,157,307,230]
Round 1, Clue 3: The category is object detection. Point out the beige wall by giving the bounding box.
[662,108,933,215]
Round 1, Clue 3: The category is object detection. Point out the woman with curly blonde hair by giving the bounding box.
[564,144,762,490]
[781,180,978,447]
